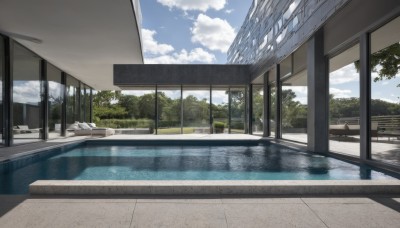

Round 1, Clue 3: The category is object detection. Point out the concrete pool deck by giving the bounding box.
[0,194,399,227]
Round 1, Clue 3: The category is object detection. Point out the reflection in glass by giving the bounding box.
[47,63,64,139]
[230,87,246,134]
[252,85,264,135]
[85,86,91,122]
[66,75,80,136]
[212,87,229,134]
[157,86,181,134]
[281,70,308,143]
[182,87,210,134]
[80,83,86,122]
[269,84,276,137]
[329,44,360,157]
[12,43,43,144]
[370,16,400,166]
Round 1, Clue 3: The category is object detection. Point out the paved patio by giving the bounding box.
[0,195,399,227]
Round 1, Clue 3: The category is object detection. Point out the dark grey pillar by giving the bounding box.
[360,33,371,161]
[263,72,270,137]
[41,60,48,140]
[155,85,158,135]
[4,37,12,146]
[275,65,281,139]
[248,84,252,135]
[307,28,329,153]
[61,72,67,137]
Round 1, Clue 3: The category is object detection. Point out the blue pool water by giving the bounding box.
[0,141,398,194]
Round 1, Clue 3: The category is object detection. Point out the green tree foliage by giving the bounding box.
[355,42,400,86]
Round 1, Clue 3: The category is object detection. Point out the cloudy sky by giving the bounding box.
[140,0,252,64]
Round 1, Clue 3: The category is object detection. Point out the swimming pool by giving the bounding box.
[0,140,398,194]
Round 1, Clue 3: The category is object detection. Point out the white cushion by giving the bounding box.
[88,123,96,128]
[79,122,92,130]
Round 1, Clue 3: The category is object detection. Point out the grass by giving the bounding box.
[157,128,194,134]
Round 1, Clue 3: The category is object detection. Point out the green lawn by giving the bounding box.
[157,128,194,134]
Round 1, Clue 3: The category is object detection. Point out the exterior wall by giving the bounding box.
[228,0,350,79]
[114,64,250,86]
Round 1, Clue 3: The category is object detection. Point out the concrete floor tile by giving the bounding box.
[131,203,226,228]
[136,198,222,204]
[301,197,375,204]
[0,202,135,228]
[221,197,303,204]
[308,203,400,228]
[223,203,326,228]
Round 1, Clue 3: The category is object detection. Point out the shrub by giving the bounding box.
[95,118,154,129]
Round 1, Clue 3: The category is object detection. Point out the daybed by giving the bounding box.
[68,122,115,137]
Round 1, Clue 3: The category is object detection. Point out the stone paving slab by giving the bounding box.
[1,195,399,228]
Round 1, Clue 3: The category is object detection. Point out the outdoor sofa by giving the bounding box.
[68,122,115,137]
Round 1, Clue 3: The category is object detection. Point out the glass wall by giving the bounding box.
[281,70,308,143]
[12,43,43,144]
[66,75,80,136]
[47,63,64,139]
[328,44,360,157]
[117,88,155,134]
[252,85,264,135]
[370,16,400,166]
[0,36,4,145]
[157,86,181,134]
[182,87,210,134]
[230,87,246,134]
[85,86,91,122]
[269,84,276,137]
[212,86,229,134]
[80,83,86,122]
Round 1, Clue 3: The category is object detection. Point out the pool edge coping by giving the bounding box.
[29,180,400,195]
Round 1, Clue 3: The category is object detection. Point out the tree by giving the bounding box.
[355,42,400,86]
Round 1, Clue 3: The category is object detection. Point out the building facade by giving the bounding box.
[227,0,400,169]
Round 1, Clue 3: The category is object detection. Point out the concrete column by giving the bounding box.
[307,28,329,153]
[263,73,270,137]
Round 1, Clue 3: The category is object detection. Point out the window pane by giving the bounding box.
[85,86,91,122]
[212,87,229,134]
[281,70,307,143]
[230,87,246,134]
[12,43,43,144]
[329,44,360,157]
[269,84,276,137]
[370,16,400,166]
[182,87,210,134]
[117,88,155,135]
[66,75,80,136]
[157,86,181,134]
[80,83,86,122]
[252,85,264,135]
[47,63,64,139]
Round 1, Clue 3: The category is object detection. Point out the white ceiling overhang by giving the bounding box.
[0,0,143,90]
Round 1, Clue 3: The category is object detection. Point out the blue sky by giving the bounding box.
[140,0,252,64]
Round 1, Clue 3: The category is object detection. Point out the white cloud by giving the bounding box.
[225,9,234,14]
[191,14,236,53]
[142,29,174,55]
[330,64,359,85]
[157,0,226,12]
[330,88,352,98]
[145,48,216,64]
[13,81,41,104]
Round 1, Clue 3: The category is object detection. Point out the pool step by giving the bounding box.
[29,180,400,195]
